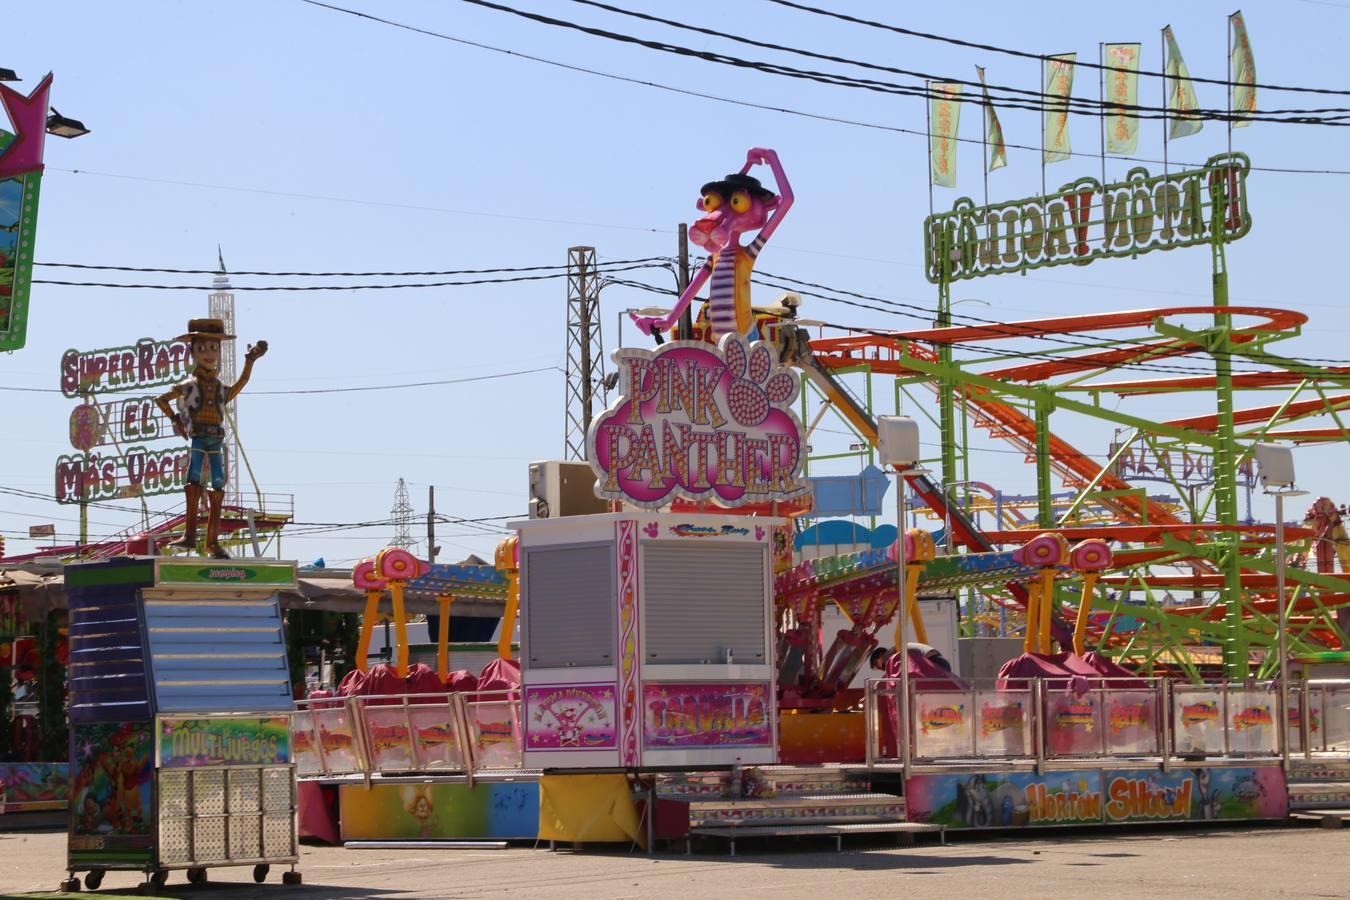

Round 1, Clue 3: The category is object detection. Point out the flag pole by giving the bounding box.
[1161,28,1170,185]
[1039,57,1047,199]
[925,80,934,218]
[1227,12,1235,156]
[979,69,990,209]
[1098,42,1107,189]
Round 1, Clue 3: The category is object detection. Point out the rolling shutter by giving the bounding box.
[642,543,767,665]
[524,543,614,668]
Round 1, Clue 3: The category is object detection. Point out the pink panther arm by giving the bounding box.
[632,261,713,335]
[745,147,793,246]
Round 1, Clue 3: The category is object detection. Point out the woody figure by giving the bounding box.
[155,318,267,559]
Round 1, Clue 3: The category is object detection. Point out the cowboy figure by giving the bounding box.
[155,318,267,559]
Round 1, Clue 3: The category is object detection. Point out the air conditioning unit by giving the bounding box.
[528,460,610,519]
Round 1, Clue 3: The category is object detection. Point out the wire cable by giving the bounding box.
[30,261,670,291]
[34,256,671,277]
[567,0,1350,120]
[766,0,1350,98]
[452,0,1349,126]
[293,1,1350,176]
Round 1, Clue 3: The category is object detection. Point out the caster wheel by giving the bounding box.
[85,870,104,890]
[186,867,207,884]
[59,876,81,892]
[283,871,303,885]
[253,864,270,883]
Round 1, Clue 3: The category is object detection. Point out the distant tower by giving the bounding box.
[390,478,415,550]
[564,246,607,459]
[207,247,241,497]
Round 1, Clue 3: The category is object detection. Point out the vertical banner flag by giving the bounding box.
[1163,26,1203,139]
[1043,54,1075,164]
[976,67,1007,172]
[929,82,962,188]
[1103,43,1141,154]
[1230,11,1256,127]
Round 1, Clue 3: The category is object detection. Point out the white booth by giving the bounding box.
[514,512,781,769]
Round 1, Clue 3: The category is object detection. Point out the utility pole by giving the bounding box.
[390,478,414,551]
[564,247,606,459]
[677,223,692,339]
[426,485,438,566]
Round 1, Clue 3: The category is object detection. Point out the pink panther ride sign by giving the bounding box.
[587,334,807,509]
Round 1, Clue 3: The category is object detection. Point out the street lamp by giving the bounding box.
[878,415,925,773]
[46,107,90,139]
[1254,442,1307,770]
[0,68,19,83]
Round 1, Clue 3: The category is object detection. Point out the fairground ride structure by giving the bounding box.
[770,152,1350,681]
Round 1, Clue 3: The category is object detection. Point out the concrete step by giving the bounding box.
[688,821,944,856]
[689,792,906,827]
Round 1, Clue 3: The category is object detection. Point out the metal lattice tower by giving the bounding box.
[390,477,415,550]
[564,246,607,459]
[207,247,240,497]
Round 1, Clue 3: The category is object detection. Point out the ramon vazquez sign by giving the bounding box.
[587,334,807,509]
[924,152,1250,284]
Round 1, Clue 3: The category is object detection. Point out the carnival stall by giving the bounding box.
[62,557,301,892]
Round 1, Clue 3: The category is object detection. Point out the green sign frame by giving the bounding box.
[923,152,1251,284]
[154,559,298,590]
[0,130,41,352]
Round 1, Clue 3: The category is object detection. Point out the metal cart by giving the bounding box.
[61,557,303,892]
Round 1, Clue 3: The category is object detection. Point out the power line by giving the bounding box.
[766,0,1350,98]
[453,0,1348,126]
[567,0,1350,121]
[0,366,559,396]
[30,261,671,291]
[34,256,671,277]
[619,270,1350,378]
[293,1,1350,176]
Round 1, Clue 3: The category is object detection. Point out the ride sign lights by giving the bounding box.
[587,333,808,509]
[924,153,1250,284]
[54,337,193,505]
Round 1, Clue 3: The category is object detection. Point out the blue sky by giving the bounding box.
[2,0,1348,563]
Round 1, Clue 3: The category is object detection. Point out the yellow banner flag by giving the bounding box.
[1103,43,1141,154]
[976,67,1007,172]
[1164,26,1202,139]
[1231,11,1256,128]
[929,82,962,188]
[1043,53,1075,164]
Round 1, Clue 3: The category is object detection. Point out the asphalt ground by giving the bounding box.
[1,822,1346,899]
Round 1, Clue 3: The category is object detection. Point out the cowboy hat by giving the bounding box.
[178,317,235,343]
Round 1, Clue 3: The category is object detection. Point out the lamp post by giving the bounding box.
[1253,443,1307,770]
[879,416,924,773]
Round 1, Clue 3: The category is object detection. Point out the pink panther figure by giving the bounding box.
[632,147,793,342]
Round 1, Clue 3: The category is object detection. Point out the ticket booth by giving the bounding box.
[515,512,780,769]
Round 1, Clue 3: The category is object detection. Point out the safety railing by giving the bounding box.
[1288,680,1350,756]
[866,677,1296,768]
[291,689,524,779]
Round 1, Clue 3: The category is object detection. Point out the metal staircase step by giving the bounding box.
[688,821,943,855]
[1288,782,1350,808]
[689,792,906,827]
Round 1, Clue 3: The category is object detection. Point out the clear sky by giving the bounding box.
[2,0,1348,564]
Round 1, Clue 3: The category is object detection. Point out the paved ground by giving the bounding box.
[1,824,1346,899]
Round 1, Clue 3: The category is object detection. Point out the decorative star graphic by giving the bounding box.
[0,73,53,181]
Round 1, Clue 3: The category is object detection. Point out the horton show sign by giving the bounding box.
[924,153,1250,283]
[905,765,1287,829]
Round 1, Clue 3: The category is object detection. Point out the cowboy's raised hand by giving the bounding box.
[246,340,269,361]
